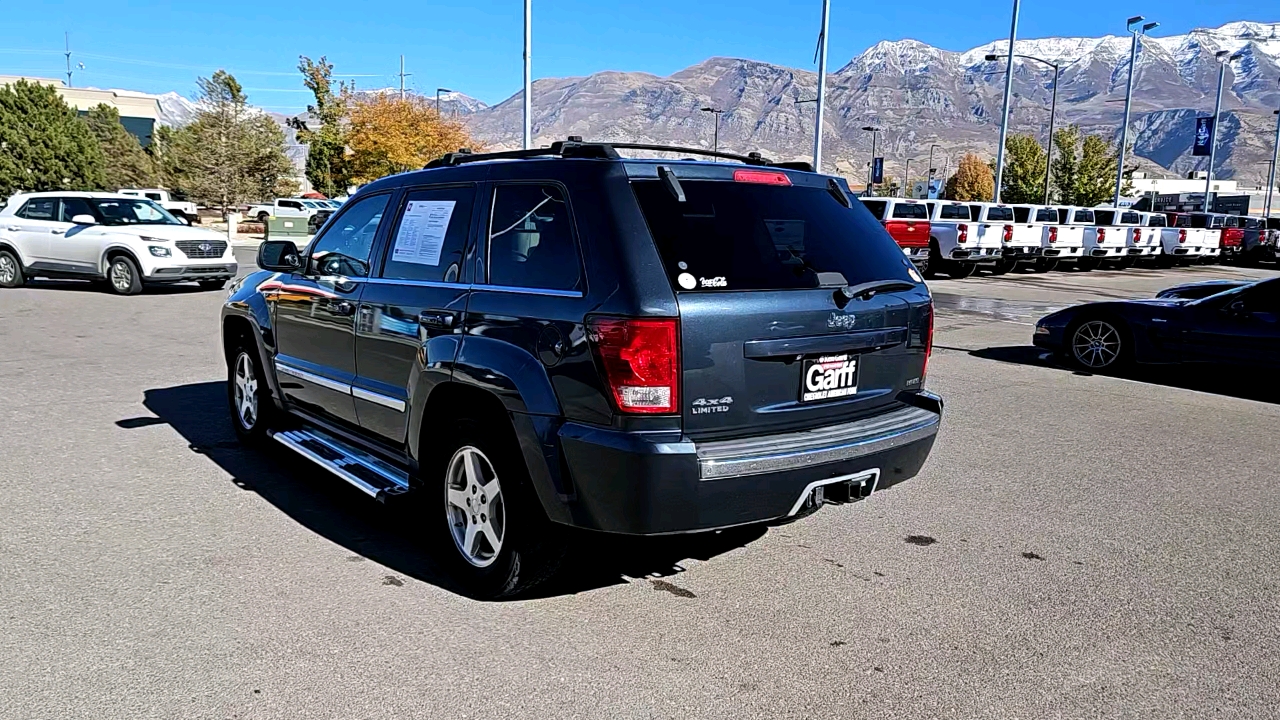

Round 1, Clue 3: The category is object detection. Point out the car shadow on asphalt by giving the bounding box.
[18,279,213,295]
[953,344,1280,405]
[124,381,763,601]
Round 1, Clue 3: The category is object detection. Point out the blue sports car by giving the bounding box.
[1034,277,1280,371]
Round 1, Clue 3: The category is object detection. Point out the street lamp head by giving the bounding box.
[1142,22,1159,33]
[861,125,879,132]
[1215,50,1231,60]
[1126,15,1145,31]
[437,87,453,93]
[985,54,999,62]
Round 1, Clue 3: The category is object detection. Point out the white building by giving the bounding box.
[0,75,162,147]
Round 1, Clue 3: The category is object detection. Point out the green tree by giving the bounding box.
[1050,126,1080,205]
[1050,126,1132,206]
[991,134,1047,204]
[944,152,994,201]
[81,103,157,189]
[0,79,106,197]
[290,56,351,197]
[162,71,293,211]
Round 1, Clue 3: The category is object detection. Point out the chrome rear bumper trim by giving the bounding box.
[696,405,940,480]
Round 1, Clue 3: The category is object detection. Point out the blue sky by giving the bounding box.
[1,0,1269,112]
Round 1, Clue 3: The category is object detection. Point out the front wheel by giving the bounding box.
[1069,318,1128,372]
[199,279,228,291]
[0,249,24,288]
[228,345,274,442]
[106,255,143,295]
[431,420,566,599]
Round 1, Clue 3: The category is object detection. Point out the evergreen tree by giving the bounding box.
[992,134,1048,204]
[291,56,351,198]
[1050,126,1080,205]
[81,103,156,189]
[162,71,293,211]
[0,79,106,197]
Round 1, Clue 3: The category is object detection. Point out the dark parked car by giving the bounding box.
[222,139,943,598]
[1155,279,1250,301]
[1035,277,1280,371]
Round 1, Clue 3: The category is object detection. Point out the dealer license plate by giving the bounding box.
[800,354,859,403]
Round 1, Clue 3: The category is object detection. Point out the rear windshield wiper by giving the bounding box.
[658,166,685,203]
[827,178,851,208]
[838,279,917,301]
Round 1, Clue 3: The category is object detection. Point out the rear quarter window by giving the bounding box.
[632,179,913,293]
[1013,207,1030,223]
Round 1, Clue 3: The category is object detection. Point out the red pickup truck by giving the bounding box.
[859,198,931,270]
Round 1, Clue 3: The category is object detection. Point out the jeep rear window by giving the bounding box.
[632,180,913,292]
[939,204,970,220]
[986,206,1014,222]
[891,203,928,219]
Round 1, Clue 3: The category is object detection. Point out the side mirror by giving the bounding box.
[70,214,97,225]
[1225,299,1249,317]
[176,214,192,226]
[258,239,302,272]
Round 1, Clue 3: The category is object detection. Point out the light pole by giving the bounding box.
[989,53,1061,204]
[436,87,452,116]
[1115,17,1159,207]
[902,158,912,197]
[1267,105,1279,219]
[863,125,881,194]
[523,0,532,150]
[992,0,1021,203]
[813,0,831,173]
[701,107,724,156]
[1204,50,1240,212]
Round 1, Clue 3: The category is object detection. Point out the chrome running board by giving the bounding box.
[270,428,411,502]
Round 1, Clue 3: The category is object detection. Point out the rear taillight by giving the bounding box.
[1002,225,1013,242]
[958,224,968,243]
[587,317,680,414]
[1133,228,1142,243]
[922,302,934,382]
[1223,228,1243,247]
[733,169,791,186]
[1098,228,1106,242]
[1048,226,1058,243]
[1179,229,1187,244]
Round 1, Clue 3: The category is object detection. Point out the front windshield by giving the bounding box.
[90,198,182,226]
[302,200,322,209]
[1188,281,1257,306]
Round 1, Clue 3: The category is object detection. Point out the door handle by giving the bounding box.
[6,226,20,232]
[328,300,355,316]
[51,228,66,234]
[419,311,456,329]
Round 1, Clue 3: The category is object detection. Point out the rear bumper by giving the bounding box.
[1002,246,1042,261]
[949,246,1002,261]
[557,393,942,535]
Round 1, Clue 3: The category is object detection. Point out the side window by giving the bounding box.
[280,200,302,210]
[860,200,887,220]
[307,193,390,278]
[381,186,476,283]
[17,199,57,220]
[969,205,983,222]
[145,193,163,201]
[1013,207,1029,223]
[60,197,96,222]
[1036,208,1056,222]
[487,184,582,292]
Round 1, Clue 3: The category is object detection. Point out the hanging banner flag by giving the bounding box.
[1193,117,1214,157]
[872,157,885,185]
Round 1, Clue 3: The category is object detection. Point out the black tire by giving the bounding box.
[1077,257,1098,272]
[990,259,1012,276]
[0,249,24,288]
[1066,316,1130,373]
[256,212,270,223]
[949,261,976,279]
[106,255,143,295]
[1119,256,1136,269]
[428,418,566,599]
[227,342,274,442]
[1032,258,1058,273]
[923,241,941,280]
[199,279,228,291]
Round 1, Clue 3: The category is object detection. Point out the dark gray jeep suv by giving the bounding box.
[221,140,943,598]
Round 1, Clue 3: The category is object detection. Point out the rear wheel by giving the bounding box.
[1032,258,1058,273]
[990,260,1011,276]
[0,250,24,288]
[1068,318,1128,372]
[106,255,143,295]
[430,419,566,599]
[923,241,941,280]
[256,212,270,223]
[1077,257,1098,272]
[948,261,976,279]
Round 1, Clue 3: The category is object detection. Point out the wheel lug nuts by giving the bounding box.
[481,513,487,522]
[471,515,477,524]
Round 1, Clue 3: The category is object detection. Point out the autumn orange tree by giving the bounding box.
[944,152,995,202]
[346,94,477,183]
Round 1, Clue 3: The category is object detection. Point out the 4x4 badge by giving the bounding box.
[691,396,733,414]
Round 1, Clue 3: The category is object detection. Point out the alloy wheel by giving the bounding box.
[445,446,506,568]
[232,352,258,430]
[0,255,14,284]
[110,261,132,292]
[1072,320,1121,369]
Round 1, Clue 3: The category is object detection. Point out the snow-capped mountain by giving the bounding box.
[156,92,201,128]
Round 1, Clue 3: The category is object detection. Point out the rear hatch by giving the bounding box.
[884,200,930,248]
[630,167,930,440]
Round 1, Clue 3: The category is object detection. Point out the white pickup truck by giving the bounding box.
[922,200,997,278]
[1184,212,1224,264]
[1096,208,1159,267]
[1079,207,1128,270]
[1010,204,1061,272]
[118,189,199,224]
[1041,207,1086,269]
[968,203,1038,275]
[1151,212,1205,266]
[245,198,315,223]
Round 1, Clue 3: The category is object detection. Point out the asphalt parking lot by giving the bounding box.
[2,249,1278,719]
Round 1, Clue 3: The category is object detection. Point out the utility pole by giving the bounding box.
[700,107,724,155]
[1115,17,1159,207]
[1204,51,1234,212]
[1044,63,1059,204]
[992,0,1021,203]
[902,158,912,197]
[1267,104,1279,218]
[813,0,831,173]
[523,0,532,150]
[64,32,72,88]
[436,87,453,116]
[398,55,411,99]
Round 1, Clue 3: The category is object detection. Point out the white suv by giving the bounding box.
[0,192,238,295]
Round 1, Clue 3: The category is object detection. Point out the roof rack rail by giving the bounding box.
[423,138,813,172]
